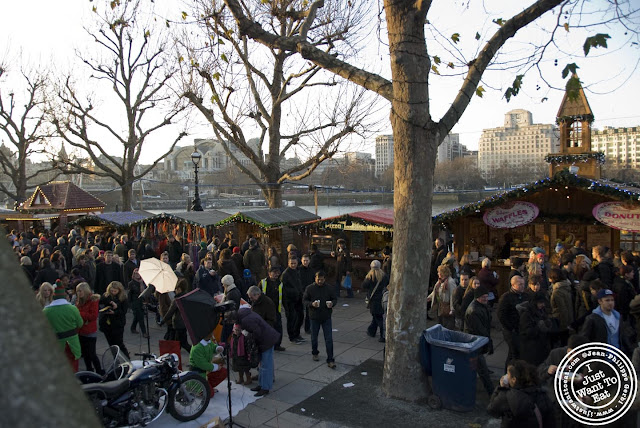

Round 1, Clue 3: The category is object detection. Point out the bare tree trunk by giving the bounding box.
[262,183,283,208]
[121,181,133,211]
[0,241,100,427]
[382,1,436,402]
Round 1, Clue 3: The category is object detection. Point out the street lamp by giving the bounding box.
[191,149,204,211]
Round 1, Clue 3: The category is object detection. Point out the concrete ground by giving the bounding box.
[95,291,510,427]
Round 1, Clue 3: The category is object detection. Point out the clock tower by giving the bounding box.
[546,74,603,179]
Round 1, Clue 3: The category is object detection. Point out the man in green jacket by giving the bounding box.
[43,281,84,371]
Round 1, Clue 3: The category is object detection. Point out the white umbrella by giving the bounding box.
[138,258,178,294]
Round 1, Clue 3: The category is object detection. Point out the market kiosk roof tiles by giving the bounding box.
[22,181,106,212]
[72,210,155,228]
[224,206,320,229]
[130,210,231,228]
[433,169,640,226]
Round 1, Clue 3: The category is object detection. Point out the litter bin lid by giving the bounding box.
[423,324,489,353]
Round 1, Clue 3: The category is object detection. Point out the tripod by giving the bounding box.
[221,317,246,428]
[142,302,151,354]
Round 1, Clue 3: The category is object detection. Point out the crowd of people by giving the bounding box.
[430,237,640,427]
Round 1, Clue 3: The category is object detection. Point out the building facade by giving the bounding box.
[592,126,640,168]
[436,133,470,163]
[477,109,559,179]
[375,135,394,177]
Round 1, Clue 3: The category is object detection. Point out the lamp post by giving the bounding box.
[191,149,203,211]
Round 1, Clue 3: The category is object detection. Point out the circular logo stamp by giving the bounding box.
[554,342,637,426]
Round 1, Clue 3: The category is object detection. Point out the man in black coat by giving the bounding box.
[122,249,139,287]
[332,239,352,299]
[303,271,337,368]
[236,307,279,397]
[592,245,615,288]
[32,258,59,291]
[166,234,183,269]
[497,275,526,371]
[309,244,324,273]
[464,286,494,396]
[95,251,124,295]
[193,258,222,296]
[281,257,305,344]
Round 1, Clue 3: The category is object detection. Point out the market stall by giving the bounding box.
[70,210,155,234]
[433,169,640,296]
[293,208,394,288]
[216,206,320,257]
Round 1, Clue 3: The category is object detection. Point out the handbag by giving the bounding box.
[342,274,352,290]
[439,300,452,317]
[365,279,382,309]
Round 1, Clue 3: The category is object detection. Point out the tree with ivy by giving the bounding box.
[0,64,60,204]
[180,0,377,208]
[51,0,188,210]
[221,0,639,400]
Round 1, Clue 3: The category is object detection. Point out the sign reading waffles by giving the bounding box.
[483,201,539,229]
[593,202,640,232]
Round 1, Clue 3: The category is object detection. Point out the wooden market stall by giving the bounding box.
[8,181,105,233]
[70,210,155,234]
[293,208,394,289]
[217,206,320,257]
[433,79,640,297]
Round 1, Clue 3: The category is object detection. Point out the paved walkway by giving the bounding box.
[95,292,510,427]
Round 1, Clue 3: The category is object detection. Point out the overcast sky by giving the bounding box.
[1,0,638,164]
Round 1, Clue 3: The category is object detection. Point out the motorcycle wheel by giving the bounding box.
[167,373,211,422]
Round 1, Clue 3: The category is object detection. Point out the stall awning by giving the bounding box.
[294,208,394,231]
[219,206,320,229]
[130,210,231,228]
[70,211,155,228]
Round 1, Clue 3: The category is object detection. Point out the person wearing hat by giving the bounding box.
[519,291,553,366]
[581,288,636,357]
[43,280,84,371]
[240,268,257,301]
[231,246,244,273]
[464,285,494,396]
[220,274,242,343]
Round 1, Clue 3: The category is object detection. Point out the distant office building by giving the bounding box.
[375,135,394,177]
[345,152,372,163]
[477,109,559,179]
[437,133,470,163]
[592,126,640,168]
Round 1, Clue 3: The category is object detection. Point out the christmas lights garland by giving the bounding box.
[544,152,605,165]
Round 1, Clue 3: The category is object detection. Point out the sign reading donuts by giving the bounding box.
[593,202,640,232]
[483,201,539,229]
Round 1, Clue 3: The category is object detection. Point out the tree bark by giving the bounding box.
[0,241,100,427]
[381,0,437,401]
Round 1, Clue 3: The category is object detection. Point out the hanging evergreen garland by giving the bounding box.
[544,152,605,165]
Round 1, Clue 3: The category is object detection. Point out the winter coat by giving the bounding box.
[362,273,389,315]
[95,262,124,295]
[33,266,59,290]
[298,265,315,291]
[231,253,244,273]
[194,265,222,296]
[243,247,266,279]
[309,250,325,273]
[594,258,615,287]
[303,282,337,322]
[99,294,129,331]
[123,260,138,288]
[498,289,527,333]
[335,248,352,277]
[487,385,556,428]
[430,246,447,285]
[465,300,492,353]
[574,280,595,324]
[581,306,636,357]
[163,291,187,330]
[519,300,552,366]
[223,284,242,312]
[613,276,636,321]
[550,280,574,330]
[167,240,183,266]
[427,277,456,317]
[218,259,242,288]
[77,295,100,336]
[381,255,392,277]
[251,294,277,327]
[128,279,146,312]
[452,285,468,319]
[281,267,303,302]
[236,308,280,352]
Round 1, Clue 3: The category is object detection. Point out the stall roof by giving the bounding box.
[130,210,231,228]
[294,208,394,231]
[433,169,640,226]
[71,210,155,228]
[223,206,320,228]
[21,181,105,212]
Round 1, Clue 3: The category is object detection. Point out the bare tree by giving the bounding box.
[51,0,187,210]
[221,0,640,400]
[434,157,486,190]
[0,64,59,204]
[181,0,378,207]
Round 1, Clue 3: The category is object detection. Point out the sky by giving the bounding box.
[1,0,639,164]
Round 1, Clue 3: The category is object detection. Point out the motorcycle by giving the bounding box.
[80,350,210,426]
